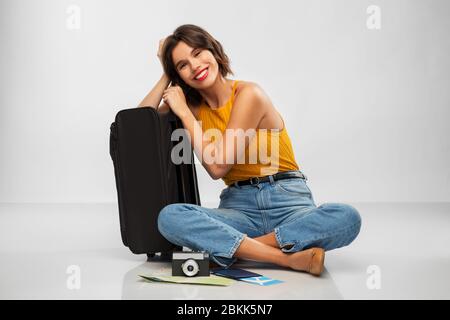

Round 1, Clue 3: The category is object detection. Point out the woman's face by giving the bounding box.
[171,41,219,89]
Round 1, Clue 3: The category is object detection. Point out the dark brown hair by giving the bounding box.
[161,24,234,107]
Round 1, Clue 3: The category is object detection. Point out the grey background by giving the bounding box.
[1,0,449,205]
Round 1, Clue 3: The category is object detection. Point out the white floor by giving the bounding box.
[0,202,449,300]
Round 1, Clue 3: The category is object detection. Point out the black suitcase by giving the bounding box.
[109,107,201,259]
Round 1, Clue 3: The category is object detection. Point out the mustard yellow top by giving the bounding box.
[197,80,300,186]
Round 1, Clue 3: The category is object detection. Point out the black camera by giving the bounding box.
[172,251,210,277]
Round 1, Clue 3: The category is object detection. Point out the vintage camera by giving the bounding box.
[172,251,210,277]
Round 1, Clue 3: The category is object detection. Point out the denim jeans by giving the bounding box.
[157,175,362,268]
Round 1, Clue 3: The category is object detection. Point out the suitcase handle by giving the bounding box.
[109,122,117,160]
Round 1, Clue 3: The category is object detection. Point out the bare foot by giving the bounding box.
[287,248,325,276]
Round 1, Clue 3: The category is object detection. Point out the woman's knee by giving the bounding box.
[333,203,362,243]
[319,203,361,240]
[157,203,193,236]
[339,204,361,227]
[312,203,362,250]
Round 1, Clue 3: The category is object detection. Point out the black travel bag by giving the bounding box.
[109,107,201,259]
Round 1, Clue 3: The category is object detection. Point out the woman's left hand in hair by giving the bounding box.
[162,85,190,119]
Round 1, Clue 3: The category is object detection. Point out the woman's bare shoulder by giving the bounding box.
[235,80,271,104]
[234,80,283,130]
[235,80,256,93]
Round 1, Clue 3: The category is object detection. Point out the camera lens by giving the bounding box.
[182,259,199,277]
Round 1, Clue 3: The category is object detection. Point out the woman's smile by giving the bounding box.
[194,67,209,81]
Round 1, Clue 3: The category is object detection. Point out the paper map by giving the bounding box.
[139,274,235,286]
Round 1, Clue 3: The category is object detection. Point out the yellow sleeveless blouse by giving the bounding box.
[197,80,300,186]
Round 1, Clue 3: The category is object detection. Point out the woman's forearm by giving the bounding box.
[138,73,170,108]
[180,112,232,180]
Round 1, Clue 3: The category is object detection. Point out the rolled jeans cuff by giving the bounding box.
[274,227,299,253]
[211,233,246,268]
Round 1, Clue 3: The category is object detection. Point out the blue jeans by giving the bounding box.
[157,176,362,268]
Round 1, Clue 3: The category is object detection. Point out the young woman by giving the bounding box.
[138,24,361,276]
